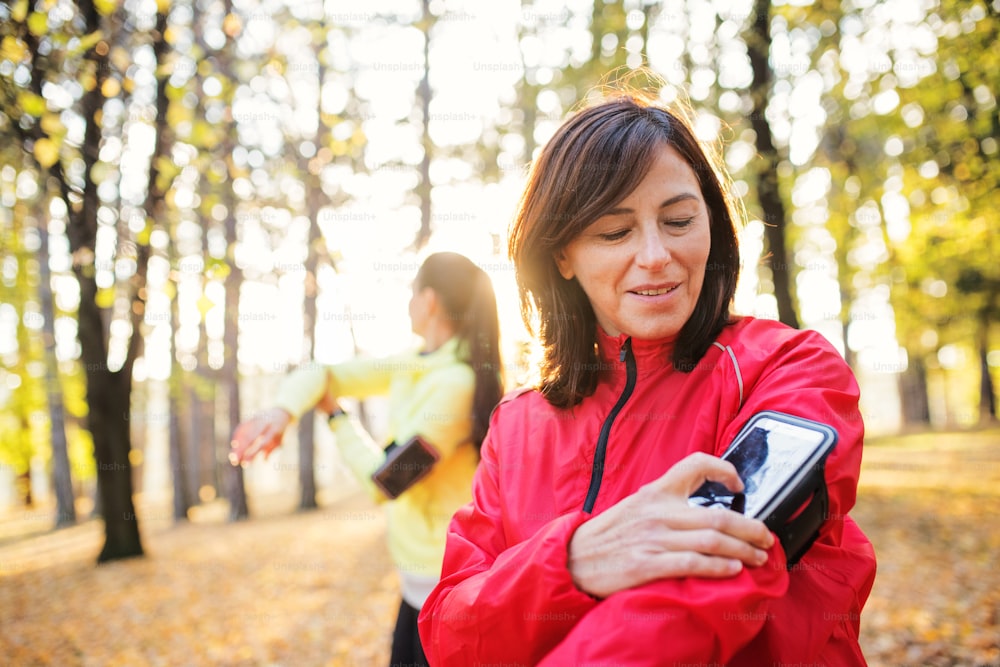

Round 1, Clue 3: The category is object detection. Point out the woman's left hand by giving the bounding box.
[567,452,776,599]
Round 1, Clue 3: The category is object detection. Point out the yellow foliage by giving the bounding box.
[95,287,115,309]
[32,138,60,169]
[128,448,143,467]
[72,30,104,58]
[40,113,65,138]
[223,13,243,38]
[94,0,118,16]
[101,78,121,99]
[135,221,152,246]
[1,35,28,63]
[110,46,131,73]
[26,12,48,36]
[17,91,46,118]
[10,0,28,22]
[196,293,215,318]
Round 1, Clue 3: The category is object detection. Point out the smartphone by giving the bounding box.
[371,435,440,500]
[689,411,838,565]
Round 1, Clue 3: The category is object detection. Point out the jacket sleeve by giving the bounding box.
[723,326,877,663]
[270,357,394,501]
[417,412,601,665]
[327,414,388,504]
[331,360,477,506]
[537,550,789,665]
[327,355,395,399]
[272,355,396,420]
[273,363,331,420]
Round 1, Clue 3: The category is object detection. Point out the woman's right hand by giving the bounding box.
[567,452,776,599]
[229,407,293,465]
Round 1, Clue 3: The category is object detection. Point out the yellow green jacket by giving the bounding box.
[274,338,478,580]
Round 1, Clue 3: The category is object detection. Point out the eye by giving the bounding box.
[598,229,629,241]
[663,217,695,229]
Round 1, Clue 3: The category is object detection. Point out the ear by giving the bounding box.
[421,287,442,315]
[553,249,575,280]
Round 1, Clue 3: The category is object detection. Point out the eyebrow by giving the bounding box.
[602,192,701,216]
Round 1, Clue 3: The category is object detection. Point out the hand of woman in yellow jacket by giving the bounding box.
[229,407,293,464]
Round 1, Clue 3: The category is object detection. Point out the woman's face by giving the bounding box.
[554,144,712,341]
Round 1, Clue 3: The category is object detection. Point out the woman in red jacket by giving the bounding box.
[417,93,877,665]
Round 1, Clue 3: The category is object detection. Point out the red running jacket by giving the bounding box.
[418,317,877,665]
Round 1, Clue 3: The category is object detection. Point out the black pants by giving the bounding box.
[389,599,428,667]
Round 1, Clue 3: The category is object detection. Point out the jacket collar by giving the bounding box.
[417,336,462,366]
[595,327,675,375]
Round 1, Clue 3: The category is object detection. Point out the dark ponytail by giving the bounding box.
[415,253,504,451]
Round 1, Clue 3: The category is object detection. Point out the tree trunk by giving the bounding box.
[297,411,318,510]
[90,372,143,562]
[16,469,32,507]
[747,0,799,329]
[840,316,856,370]
[898,353,931,427]
[297,224,321,510]
[978,308,997,425]
[188,370,205,503]
[37,221,77,527]
[221,209,248,520]
[168,373,193,520]
[223,369,248,521]
[296,74,330,509]
[217,0,249,521]
[20,0,78,528]
[69,0,143,563]
[414,0,434,249]
[197,379,217,497]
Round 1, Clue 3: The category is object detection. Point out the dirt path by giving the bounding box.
[0,494,397,666]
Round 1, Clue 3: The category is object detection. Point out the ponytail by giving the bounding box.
[415,253,504,451]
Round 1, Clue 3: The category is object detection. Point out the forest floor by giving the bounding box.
[1,428,999,666]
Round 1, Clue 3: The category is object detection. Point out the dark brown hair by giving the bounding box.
[415,252,504,449]
[508,93,742,408]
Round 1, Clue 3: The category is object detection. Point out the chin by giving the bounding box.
[624,322,684,341]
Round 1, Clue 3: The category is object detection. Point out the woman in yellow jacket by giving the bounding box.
[230,252,504,666]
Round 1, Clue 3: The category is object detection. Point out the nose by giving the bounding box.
[635,222,671,270]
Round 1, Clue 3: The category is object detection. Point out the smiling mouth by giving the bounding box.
[631,286,679,296]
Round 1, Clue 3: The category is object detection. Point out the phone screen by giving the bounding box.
[689,415,827,519]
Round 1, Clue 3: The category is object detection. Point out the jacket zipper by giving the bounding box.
[582,337,637,513]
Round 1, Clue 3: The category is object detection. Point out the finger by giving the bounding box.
[256,425,283,461]
[697,509,775,551]
[649,550,746,580]
[231,420,265,462]
[655,452,745,496]
[654,527,769,567]
[648,503,774,550]
[238,421,276,463]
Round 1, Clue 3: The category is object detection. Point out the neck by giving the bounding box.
[420,320,455,353]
